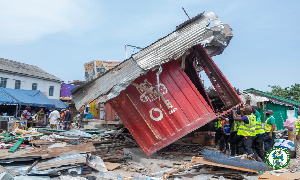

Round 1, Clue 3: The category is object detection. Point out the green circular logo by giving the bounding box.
[266,147,290,169]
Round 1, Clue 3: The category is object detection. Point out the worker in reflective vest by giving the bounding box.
[230,118,240,156]
[232,104,257,158]
[295,109,300,159]
[214,118,223,146]
[252,107,265,162]
[264,110,276,153]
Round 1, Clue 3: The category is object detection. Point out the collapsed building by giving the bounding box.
[72,12,243,156]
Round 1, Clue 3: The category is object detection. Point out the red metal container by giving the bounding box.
[108,45,242,155]
[109,60,218,155]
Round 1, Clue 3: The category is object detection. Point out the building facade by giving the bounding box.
[0,58,63,99]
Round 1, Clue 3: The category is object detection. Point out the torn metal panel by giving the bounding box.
[133,12,231,70]
[71,11,233,111]
[72,58,145,111]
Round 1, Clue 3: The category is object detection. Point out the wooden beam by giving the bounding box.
[26,159,39,174]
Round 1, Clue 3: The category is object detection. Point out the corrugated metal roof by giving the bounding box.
[0,58,63,83]
[72,12,233,111]
[245,88,300,107]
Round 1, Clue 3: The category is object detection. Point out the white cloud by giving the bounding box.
[0,0,95,43]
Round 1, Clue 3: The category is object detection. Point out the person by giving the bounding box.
[60,109,66,122]
[214,117,223,147]
[295,109,300,159]
[45,110,50,126]
[252,107,265,162]
[232,104,257,158]
[49,108,60,129]
[63,106,71,130]
[219,118,230,153]
[264,110,276,153]
[22,106,32,128]
[37,108,45,126]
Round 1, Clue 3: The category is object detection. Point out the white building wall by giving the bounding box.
[0,72,61,99]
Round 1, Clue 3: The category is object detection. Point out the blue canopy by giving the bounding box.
[50,99,67,110]
[0,89,16,105]
[0,88,55,108]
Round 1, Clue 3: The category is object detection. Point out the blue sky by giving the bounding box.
[0,0,299,92]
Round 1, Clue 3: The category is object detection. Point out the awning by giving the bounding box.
[50,99,67,110]
[0,88,55,108]
[0,89,16,105]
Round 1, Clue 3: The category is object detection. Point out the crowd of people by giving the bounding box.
[214,104,277,162]
[20,106,72,130]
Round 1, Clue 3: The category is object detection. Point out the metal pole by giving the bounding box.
[182,7,191,20]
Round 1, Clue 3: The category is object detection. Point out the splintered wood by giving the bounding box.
[24,142,95,159]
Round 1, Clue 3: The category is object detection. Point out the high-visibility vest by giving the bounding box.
[237,114,257,137]
[255,120,265,134]
[264,115,276,132]
[215,120,222,130]
[233,120,240,132]
[296,117,300,136]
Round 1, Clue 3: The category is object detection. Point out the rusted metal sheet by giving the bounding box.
[109,60,216,155]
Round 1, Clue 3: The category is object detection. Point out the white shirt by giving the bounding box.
[49,110,60,124]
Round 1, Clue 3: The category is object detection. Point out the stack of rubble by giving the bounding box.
[0,127,138,179]
[1,126,300,179]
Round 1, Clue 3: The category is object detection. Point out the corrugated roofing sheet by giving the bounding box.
[245,88,300,107]
[72,12,233,111]
[0,58,62,82]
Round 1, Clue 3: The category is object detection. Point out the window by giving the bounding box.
[32,83,37,90]
[49,86,54,96]
[0,78,7,88]
[15,80,21,89]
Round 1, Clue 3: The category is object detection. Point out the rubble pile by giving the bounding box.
[0,127,298,179]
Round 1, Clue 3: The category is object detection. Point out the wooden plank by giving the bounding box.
[26,159,39,174]
[191,157,258,173]
[22,143,95,159]
[38,156,86,171]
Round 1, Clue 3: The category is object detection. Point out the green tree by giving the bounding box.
[268,83,300,103]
